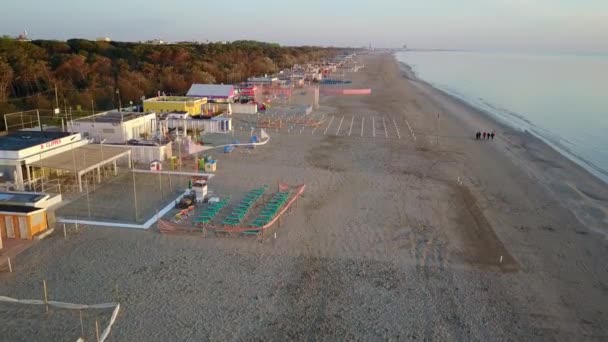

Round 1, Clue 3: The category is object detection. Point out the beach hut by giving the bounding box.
[192,179,208,203]
[204,160,217,173]
[0,205,48,240]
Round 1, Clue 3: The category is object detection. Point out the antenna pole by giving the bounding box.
[54,85,59,112]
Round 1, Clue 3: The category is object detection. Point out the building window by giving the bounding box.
[103,128,115,134]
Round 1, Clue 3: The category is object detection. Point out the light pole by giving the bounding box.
[85,178,91,219]
[100,138,107,178]
[132,166,138,222]
[71,146,79,192]
[116,89,122,112]
[158,169,164,208]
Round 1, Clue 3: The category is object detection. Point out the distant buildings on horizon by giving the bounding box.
[6,32,401,50]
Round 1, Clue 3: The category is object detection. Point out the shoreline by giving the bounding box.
[396,57,608,186]
[394,55,608,237]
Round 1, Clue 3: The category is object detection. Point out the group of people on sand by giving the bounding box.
[476,131,495,140]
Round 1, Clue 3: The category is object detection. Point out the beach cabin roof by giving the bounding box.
[187,84,234,98]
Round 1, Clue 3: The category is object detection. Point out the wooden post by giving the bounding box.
[43,280,49,312]
[79,310,85,338]
[156,209,160,230]
[95,319,100,342]
[7,257,12,273]
[63,223,67,238]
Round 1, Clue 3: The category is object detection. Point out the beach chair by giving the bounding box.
[194,217,211,225]
[226,213,245,221]
[263,205,280,212]
[250,221,264,228]
[222,220,240,226]
[231,209,247,216]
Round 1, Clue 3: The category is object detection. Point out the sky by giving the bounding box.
[2,0,607,53]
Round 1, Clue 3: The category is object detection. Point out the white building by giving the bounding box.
[0,131,133,193]
[0,131,88,190]
[166,115,232,134]
[68,111,157,144]
[247,76,279,86]
[186,84,235,102]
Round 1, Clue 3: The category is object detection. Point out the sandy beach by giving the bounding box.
[1,53,607,341]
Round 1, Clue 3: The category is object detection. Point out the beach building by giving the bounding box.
[166,115,232,133]
[247,76,280,86]
[0,191,55,243]
[0,204,48,241]
[0,130,133,193]
[68,111,157,143]
[203,116,232,133]
[186,84,235,102]
[0,131,88,190]
[143,96,206,115]
[230,103,258,114]
[236,85,257,98]
[0,191,62,209]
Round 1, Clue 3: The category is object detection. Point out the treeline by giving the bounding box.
[0,37,344,118]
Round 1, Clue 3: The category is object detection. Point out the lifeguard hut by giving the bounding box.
[192,178,208,203]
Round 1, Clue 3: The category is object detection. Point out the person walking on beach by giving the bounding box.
[491,132,495,140]
[483,132,487,139]
[476,131,481,140]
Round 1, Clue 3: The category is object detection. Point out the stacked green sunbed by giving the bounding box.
[222,185,268,226]
[193,197,230,225]
[248,191,291,229]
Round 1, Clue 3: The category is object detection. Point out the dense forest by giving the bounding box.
[0,37,343,121]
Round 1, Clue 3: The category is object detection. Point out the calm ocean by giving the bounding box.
[395,51,608,184]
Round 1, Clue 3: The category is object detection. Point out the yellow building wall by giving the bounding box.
[144,98,206,116]
[28,212,48,239]
[0,211,48,240]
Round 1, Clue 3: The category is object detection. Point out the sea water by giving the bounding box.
[395,51,608,184]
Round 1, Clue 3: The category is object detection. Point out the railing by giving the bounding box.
[30,178,62,195]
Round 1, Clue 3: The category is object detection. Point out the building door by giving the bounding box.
[5,216,15,238]
[18,217,28,239]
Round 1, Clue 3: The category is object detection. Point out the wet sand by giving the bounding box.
[0,53,607,341]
